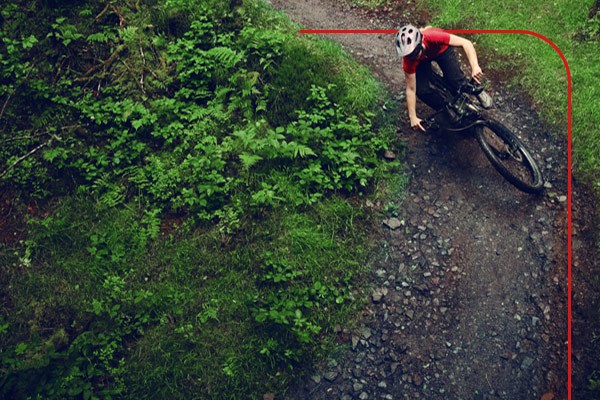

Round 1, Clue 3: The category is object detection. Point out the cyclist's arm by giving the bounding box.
[448,34,483,83]
[405,72,425,131]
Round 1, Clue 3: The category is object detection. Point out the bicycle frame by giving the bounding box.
[420,72,545,193]
[424,74,488,133]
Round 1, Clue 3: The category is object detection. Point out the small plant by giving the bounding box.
[253,236,352,362]
[590,371,600,391]
[579,14,600,41]
[0,1,398,399]
[47,17,84,47]
[350,0,390,8]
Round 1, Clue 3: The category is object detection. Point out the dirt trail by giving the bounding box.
[267,0,587,399]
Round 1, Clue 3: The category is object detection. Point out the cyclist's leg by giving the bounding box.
[435,47,467,95]
[415,61,446,110]
[436,46,493,108]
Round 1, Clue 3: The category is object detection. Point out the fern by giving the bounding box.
[239,153,263,169]
[207,46,243,69]
[283,142,316,159]
[126,166,149,188]
[141,209,161,240]
[232,128,257,150]
[93,175,126,209]
[120,26,141,45]
[87,31,116,44]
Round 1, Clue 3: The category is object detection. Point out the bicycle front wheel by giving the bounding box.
[475,119,544,194]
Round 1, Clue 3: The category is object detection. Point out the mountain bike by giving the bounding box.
[423,71,544,194]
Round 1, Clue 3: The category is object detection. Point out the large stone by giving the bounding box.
[324,371,339,382]
[383,218,403,230]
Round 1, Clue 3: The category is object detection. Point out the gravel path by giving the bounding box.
[268,0,572,398]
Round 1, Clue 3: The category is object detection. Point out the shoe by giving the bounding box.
[477,90,493,109]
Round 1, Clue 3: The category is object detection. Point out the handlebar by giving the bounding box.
[420,79,487,132]
[421,116,440,131]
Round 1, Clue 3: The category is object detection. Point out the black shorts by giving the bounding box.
[415,46,467,110]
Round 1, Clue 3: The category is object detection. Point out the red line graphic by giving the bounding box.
[300,28,573,400]
[447,31,573,400]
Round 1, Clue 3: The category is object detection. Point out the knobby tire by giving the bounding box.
[475,119,544,194]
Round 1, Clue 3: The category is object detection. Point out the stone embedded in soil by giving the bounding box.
[521,357,535,370]
[383,217,403,230]
[383,150,396,160]
[372,291,384,303]
[413,374,423,386]
[352,335,360,350]
[361,327,372,340]
[324,371,339,382]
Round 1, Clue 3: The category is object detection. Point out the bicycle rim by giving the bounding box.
[475,120,544,193]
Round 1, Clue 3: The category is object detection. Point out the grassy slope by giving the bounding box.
[0,1,401,399]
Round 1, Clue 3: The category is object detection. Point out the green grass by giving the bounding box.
[0,1,404,397]
[0,194,374,399]
[309,38,385,111]
[425,0,599,190]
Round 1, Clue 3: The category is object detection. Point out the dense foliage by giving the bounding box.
[0,0,398,398]
[0,0,391,225]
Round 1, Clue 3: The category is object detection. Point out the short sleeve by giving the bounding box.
[424,29,450,46]
[402,58,418,74]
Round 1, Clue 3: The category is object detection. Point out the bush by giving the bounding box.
[1,0,395,228]
[0,0,400,398]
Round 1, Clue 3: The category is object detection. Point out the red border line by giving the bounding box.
[448,30,573,400]
[301,28,573,399]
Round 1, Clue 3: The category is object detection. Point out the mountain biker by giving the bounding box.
[395,24,493,131]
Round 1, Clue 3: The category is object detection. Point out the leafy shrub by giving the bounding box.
[0,0,399,399]
[576,1,600,41]
[1,0,394,226]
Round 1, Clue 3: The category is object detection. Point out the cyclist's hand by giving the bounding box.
[472,66,484,83]
[410,116,426,132]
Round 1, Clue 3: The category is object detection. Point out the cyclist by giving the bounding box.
[395,24,493,131]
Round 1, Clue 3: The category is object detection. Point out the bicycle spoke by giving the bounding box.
[475,120,544,193]
[507,147,524,162]
[481,126,536,185]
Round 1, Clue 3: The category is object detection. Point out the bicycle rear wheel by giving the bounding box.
[475,119,544,193]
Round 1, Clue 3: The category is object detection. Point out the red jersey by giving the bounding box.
[402,28,450,74]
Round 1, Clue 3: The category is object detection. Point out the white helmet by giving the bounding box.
[395,24,423,57]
